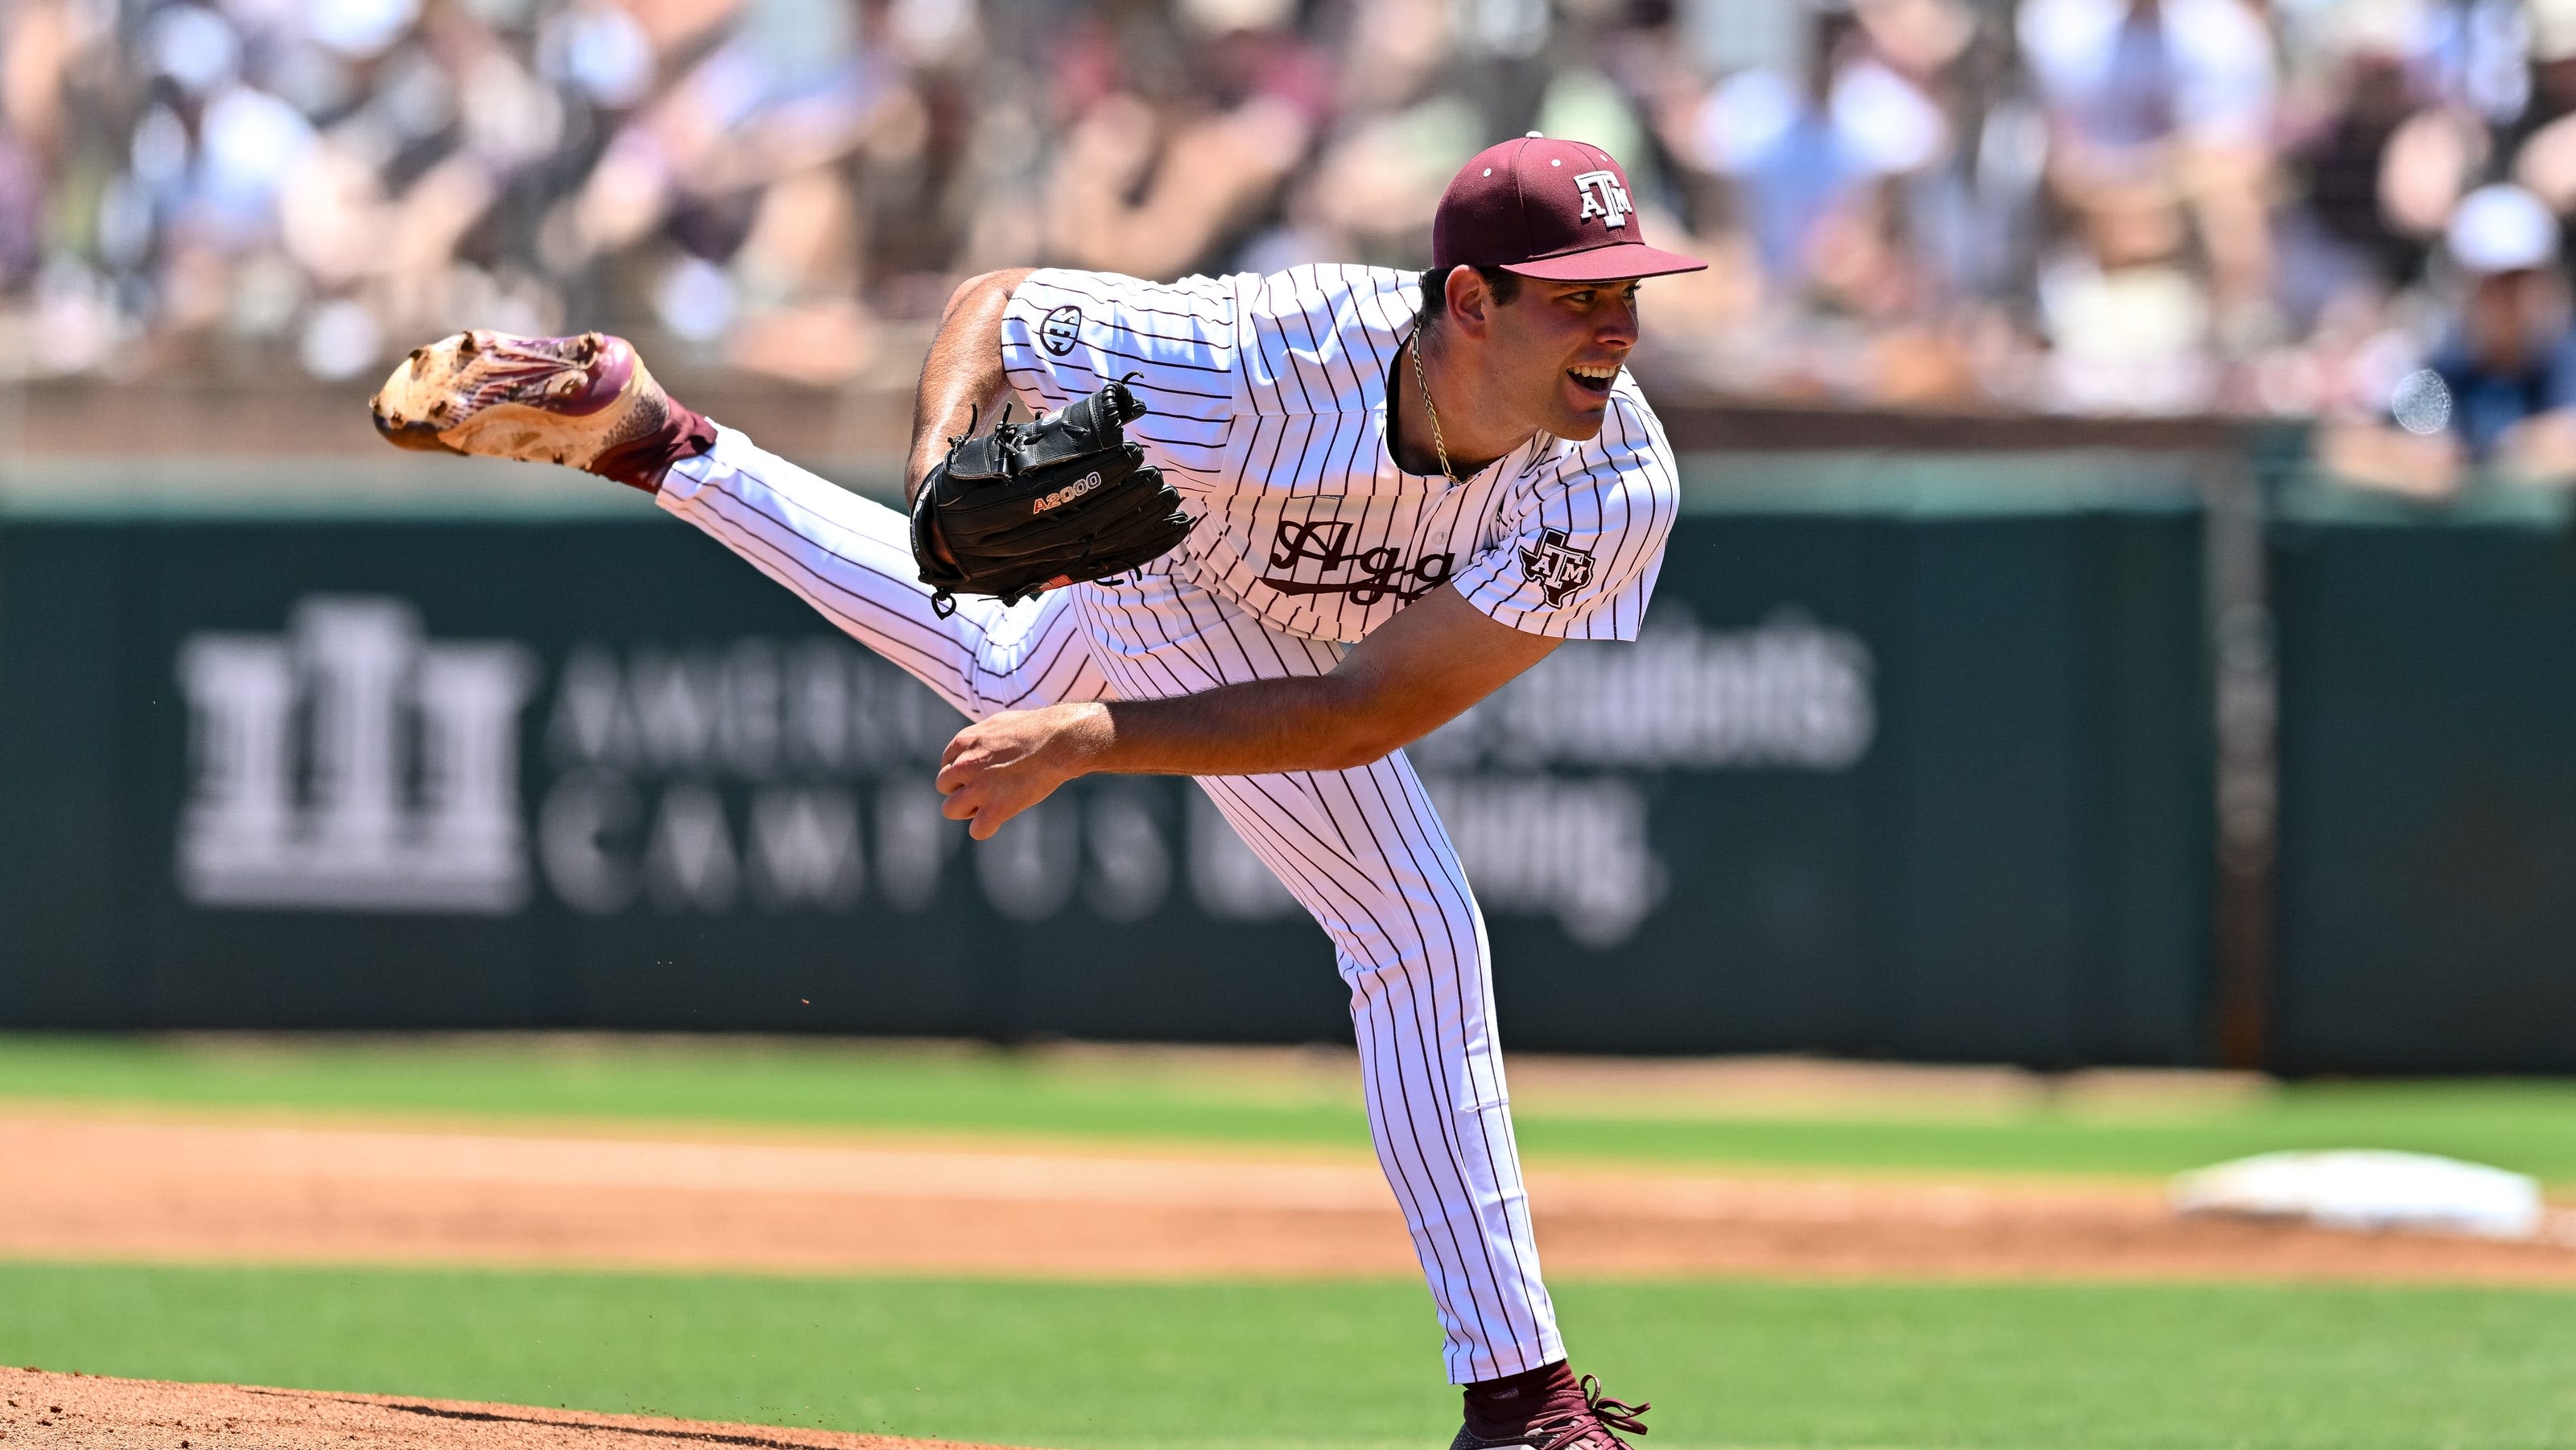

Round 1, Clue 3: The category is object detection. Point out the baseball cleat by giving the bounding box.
[1450,1375,1650,1450]
[368,330,709,490]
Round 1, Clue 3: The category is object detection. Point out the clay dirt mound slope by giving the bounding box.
[0,1367,1033,1450]
[6,1108,2576,1283]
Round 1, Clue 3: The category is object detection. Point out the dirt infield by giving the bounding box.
[6,1107,2574,1283]
[0,1367,1022,1450]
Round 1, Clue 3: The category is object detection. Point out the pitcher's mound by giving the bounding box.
[0,1367,1034,1450]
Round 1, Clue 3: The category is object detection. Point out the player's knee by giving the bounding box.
[1335,930,1484,985]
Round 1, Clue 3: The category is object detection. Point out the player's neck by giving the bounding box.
[1395,328,1527,479]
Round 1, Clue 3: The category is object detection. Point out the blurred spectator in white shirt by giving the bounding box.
[2021,0,2277,357]
[1694,6,1946,298]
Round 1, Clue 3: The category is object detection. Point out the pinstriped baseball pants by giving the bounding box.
[659,428,1565,1383]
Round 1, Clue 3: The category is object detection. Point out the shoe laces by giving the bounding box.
[460,333,596,403]
[1525,1376,1649,1450]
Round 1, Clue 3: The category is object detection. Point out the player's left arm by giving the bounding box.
[935,586,1555,839]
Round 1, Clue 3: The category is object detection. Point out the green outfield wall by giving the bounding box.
[2267,485,2576,1072]
[0,445,2562,1070]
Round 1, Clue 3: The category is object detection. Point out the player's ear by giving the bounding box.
[1445,266,1495,339]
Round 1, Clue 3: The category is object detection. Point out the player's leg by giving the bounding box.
[368,328,1105,717]
[654,427,1108,718]
[1073,577,1563,1386]
[1200,762,1563,1383]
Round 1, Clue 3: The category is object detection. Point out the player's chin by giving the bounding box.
[1550,386,1614,440]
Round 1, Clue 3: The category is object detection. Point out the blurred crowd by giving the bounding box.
[14,0,2576,458]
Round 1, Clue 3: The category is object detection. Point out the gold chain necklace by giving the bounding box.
[1406,325,1459,485]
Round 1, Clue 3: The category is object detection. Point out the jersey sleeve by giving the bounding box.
[998,269,1244,492]
[1453,390,1678,641]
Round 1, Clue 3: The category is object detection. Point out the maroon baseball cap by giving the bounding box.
[1433,134,1706,283]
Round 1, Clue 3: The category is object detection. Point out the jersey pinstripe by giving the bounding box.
[1000,264,1678,645]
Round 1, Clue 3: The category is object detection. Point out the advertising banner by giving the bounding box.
[0,491,2211,1062]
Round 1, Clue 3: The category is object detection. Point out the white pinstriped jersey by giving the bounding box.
[999,264,1679,645]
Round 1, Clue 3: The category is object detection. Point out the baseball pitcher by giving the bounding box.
[372,134,1701,1450]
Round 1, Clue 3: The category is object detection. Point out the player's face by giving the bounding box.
[1490,277,1642,441]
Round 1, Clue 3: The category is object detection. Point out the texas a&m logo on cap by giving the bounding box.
[1572,171,1631,231]
[1431,135,1704,282]
[1519,527,1596,607]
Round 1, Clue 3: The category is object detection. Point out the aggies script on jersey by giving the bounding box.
[997,263,1679,646]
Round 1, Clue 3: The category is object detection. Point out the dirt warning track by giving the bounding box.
[0,1367,1023,1450]
[4,1108,2574,1283]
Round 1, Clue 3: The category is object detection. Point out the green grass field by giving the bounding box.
[7,1034,2575,1448]
[4,1032,2575,1184]
[2,1264,2570,1449]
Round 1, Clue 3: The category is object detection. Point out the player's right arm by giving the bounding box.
[904,267,1034,505]
[932,585,1559,838]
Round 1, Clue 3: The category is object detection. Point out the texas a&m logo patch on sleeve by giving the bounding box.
[1518,528,1596,606]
